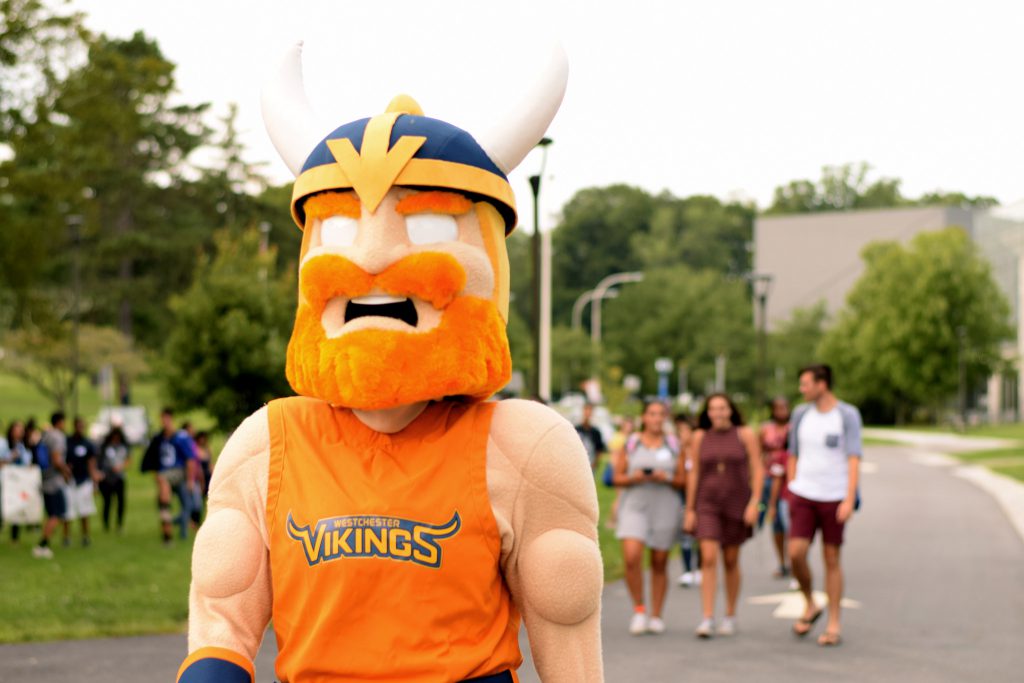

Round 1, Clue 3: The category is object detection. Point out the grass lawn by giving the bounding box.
[868,422,1024,441]
[595,466,622,581]
[956,447,1024,462]
[0,469,193,642]
[862,436,903,446]
[992,463,1024,482]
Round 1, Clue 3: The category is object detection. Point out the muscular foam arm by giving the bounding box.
[177,408,272,683]
[489,400,603,682]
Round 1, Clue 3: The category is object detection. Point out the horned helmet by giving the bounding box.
[262,43,567,410]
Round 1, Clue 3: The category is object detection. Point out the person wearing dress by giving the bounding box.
[684,393,763,638]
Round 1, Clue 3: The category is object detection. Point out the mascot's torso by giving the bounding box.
[266,396,522,682]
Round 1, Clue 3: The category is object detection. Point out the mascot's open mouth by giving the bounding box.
[344,295,418,327]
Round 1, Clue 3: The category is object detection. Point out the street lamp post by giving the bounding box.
[571,288,619,332]
[528,137,553,399]
[67,214,84,418]
[748,273,773,409]
[589,271,644,378]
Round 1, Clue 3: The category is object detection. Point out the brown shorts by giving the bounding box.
[789,494,845,545]
[695,508,751,547]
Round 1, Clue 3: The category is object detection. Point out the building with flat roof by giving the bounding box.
[755,206,976,329]
[755,202,1024,423]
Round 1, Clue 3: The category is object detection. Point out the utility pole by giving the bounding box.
[589,271,644,378]
[528,137,552,399]
[957,325,967,431]
[748,273,773,409]
[67,214,84,418]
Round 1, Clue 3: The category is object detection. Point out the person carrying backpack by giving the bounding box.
[611,400,685,635]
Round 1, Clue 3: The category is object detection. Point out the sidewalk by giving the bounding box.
[864,427,1024,544]
[863,427,1018,452]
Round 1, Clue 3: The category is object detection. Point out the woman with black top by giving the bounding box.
[98,427,130,532]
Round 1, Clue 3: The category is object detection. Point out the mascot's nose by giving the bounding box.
[347,211,410,275]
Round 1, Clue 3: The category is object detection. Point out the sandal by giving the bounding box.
[817,631,842,647]
[792,608,823,637]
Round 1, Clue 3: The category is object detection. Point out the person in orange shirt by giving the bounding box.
[177,43,603,683]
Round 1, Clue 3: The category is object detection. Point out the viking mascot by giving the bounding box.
[176,43,604,683]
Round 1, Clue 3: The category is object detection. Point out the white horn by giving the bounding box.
[261,41,324,177]
[476,43,569,175]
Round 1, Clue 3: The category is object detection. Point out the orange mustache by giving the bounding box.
[299,252,468,311]
[286,250,510,409]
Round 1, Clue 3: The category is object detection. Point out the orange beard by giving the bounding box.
[286,255,512,410]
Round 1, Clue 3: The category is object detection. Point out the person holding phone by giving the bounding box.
[684,393,763,638]
[612,400,685,635]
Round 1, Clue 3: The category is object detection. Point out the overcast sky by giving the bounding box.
[71,0,1024,226]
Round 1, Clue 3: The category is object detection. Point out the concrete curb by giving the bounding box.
[954,465,1024,545]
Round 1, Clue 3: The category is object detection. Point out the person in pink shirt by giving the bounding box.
[758,397,792,579]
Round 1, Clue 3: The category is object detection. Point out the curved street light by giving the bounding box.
[588,271,644,381]
[571,288,620,332]
[590,271,644,345]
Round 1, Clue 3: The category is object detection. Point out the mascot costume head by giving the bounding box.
[178,39,605,683]
[262,42,566,409]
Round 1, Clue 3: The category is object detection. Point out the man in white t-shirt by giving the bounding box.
[786,364,862,647]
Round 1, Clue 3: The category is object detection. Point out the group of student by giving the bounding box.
[0,412,131,555]
[587,363,863,647]
[0,407,214,556]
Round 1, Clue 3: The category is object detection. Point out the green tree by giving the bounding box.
[601,266,755,400]
[0,0,85,136]
[162,229,294,431]
[820,228,1011,422]
[917,191,999,209]
[1,30,210,343]
[551,185,753,330]
[551,185,652,324]
[631,193,754,275]
[1,322,147,412]
[550,324,596,397]
[767,162,908,214]
[766,162,1001,216]
[767,302,828,399]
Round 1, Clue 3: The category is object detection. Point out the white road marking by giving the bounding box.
[748,590,862,619]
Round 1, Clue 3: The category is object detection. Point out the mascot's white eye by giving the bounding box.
[320,216,358,247]
[406,214,458,245]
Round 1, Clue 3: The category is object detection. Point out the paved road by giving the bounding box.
[3,445,1023,682]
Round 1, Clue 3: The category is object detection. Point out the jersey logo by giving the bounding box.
[286,510,461,569]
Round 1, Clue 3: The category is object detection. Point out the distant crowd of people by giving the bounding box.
[580,363,863,647]
[0,407,215,557]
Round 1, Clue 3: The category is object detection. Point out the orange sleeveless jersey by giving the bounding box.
[266,397,522,682]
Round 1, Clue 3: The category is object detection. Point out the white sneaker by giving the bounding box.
[694,570,703,586]
[32,545,54,559]
[629,612,648,635]
[695,617,714,638]
[647,617,665,634]
[678,571,695,587]
[717,616,736,636]
[789,578,800,591]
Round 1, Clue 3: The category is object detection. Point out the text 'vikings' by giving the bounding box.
[286,510,461,569]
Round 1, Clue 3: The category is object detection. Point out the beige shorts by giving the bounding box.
[63,481,96,520]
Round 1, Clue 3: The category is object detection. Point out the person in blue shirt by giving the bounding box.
[142,408,195,544]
